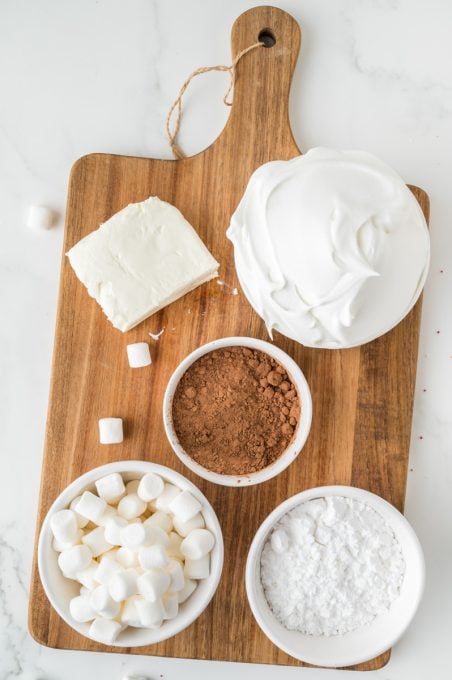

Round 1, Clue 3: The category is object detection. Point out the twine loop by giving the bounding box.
[166,41,264,159]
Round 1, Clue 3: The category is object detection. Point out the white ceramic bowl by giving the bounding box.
[163,336,312,487]
[246,485,425,667]
[38,460,224,647]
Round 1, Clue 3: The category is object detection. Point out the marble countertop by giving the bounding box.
[1,0,451,678]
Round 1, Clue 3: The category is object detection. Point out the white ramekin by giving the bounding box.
[163,336,312,487]
[246,485,425,667]
[38,460,224,647]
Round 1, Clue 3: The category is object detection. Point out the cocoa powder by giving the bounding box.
[171,346,301,475]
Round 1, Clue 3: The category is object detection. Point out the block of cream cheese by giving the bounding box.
[67,197,219,332]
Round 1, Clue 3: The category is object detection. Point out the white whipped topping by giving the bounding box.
[227,148,430,348]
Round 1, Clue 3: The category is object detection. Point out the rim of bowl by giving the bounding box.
[38,460,224,648]
[162,336,313,487]
[245,484,425,667]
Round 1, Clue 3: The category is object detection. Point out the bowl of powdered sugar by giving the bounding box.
[246,485,424,667]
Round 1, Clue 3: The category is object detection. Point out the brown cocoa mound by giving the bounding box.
[171,346,301,475]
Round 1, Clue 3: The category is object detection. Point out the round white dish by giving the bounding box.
[163,336,312,487]
[246,485,425,667]
[38,460,224,647]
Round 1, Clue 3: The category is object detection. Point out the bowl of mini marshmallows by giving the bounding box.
[38,460,223,647]
[246,485,424,667]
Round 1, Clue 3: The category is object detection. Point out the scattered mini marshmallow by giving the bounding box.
[109,568,138,602]
[69,595,96,623]
[95,473,125,503]
[135,597,165,627]
[82,526,111,557]
[118,493,147,520]
[169,490,202,523]
[120,523,149,550]
[26,204,55,231]
[98,417,123,444]
[50,509,79,544]
[184,555,210,580]
[137,473,164,502]
[138,544,169,570]
[94,556,123,585]
[89,617,123,644]
[143,510,172,533]
[155,483,181,512]
[137,570,171,602]
[162,592,179,620]
[90,584,121,619]
[173,512,205,538]
[115,546,138,568]
[166,559,185,592]
[126,342,152,368]
[58,544,92,576]
[75,491,107,524]
[180,529,215,560]
[177,578,197,603]
[70,496,89,528]
[104,516,128,545]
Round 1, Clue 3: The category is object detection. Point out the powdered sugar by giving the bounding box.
[260,496,405,636]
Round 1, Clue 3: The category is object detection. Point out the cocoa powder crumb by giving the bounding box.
[171,346,301,475]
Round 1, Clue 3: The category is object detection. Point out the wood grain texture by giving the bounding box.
[28,6,429,671]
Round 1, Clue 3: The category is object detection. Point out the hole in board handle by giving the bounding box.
[258,29,276,48]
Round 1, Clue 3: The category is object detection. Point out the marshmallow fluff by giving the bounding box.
[260,496,406,636]
[49,471,216,643]
[227,148,430,348]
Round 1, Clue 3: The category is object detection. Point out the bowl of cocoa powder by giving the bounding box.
[163,337,312,486]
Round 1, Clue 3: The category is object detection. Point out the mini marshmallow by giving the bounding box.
[138,544,169,570]
[58,545,92,576]
[109,568,138,602]
[180,529,215,560]
[52,529,83,552]
[80,585,90,596]
[135,597,165,627]
[76,562,98,590]
[173,512,205,538]
[169,491,202,523]
[137,473,164,502]
[82,526,111,557]
[116,546,138,568]
[95,473,126,503]
[137,570,171,602]
[104,516,128,545]
[177,578,197,603]
[75,491,107,524]
[50,509,79,544]
[184,555,210,580]
[90,584,121,619]
[126,479,140,494]
[155,483,181,512]
[120,523,149,550]
[94,556,123,585]
[166,532,183,559]
[166,559,185,592]
[98,417,123,445]
[162,592,179,620]
[146,526,170,547]
[89,617,123,644]
[26,204,55,231]
[70,496,89,528]
[69,595,96,623]
[118,493,146,520]
[144,510,173,533]
[97,504,117,527]
[120,595,142,627]
[126,342,152,368]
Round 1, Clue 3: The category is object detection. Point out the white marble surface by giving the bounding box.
[1,0,451,678]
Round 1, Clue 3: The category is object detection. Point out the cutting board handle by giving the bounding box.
[216,6,301,158]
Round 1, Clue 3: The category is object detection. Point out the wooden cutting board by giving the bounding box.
[29,5,429,671]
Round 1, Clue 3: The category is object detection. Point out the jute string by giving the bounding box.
[166,41,264,159]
